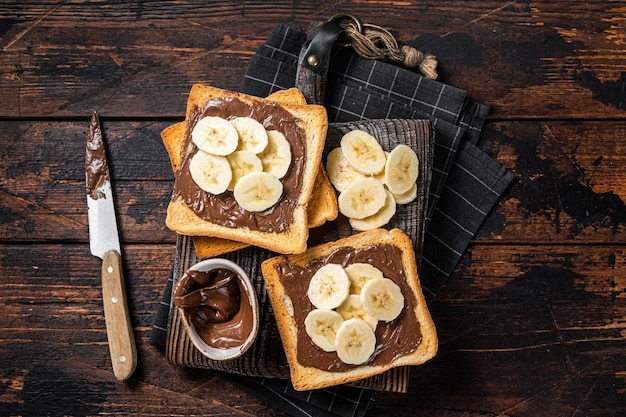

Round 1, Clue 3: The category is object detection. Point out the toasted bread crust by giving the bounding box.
[162,85,330,254]
[261,228,438,391]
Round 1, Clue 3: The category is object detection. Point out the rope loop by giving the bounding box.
[343,21,438,79]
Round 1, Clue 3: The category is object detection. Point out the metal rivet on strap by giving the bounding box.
[306,54,320,67]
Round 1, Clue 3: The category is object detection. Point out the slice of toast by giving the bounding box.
[261,228,438,391]
[183,89,338,259]
[163,85,328,255]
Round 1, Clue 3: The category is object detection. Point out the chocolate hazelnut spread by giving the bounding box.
[85,112,108,199]
[172,97,306,233]
[174,267,255,349]
[276,243,422,372]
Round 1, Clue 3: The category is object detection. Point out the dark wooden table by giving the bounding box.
[1,2,625,416]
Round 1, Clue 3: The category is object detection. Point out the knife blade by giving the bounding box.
[86,111,137,381]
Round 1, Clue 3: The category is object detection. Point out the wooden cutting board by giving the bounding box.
[166,119,435,393]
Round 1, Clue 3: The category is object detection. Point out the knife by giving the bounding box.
[86,111,137,381]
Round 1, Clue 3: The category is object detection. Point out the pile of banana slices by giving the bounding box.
[189,116,292,212]
[326,130,420,231]
[304,262,404,365]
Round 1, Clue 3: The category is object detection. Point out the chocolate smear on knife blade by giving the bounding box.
[85,111,109,199]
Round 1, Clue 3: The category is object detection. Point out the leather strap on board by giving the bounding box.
[296,21,345,104]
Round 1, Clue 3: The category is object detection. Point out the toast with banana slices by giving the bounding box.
[261,228,438,391]
[162,85,331,255]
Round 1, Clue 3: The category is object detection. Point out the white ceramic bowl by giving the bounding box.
[176,258,259,361]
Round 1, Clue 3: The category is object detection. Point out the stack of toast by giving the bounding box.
[162,85,338,257]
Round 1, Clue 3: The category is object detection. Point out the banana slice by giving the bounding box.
[336,294,378,331]
[344,263,384,295]
[338,177,387,220]
[189,150,232,194]
[340,130,386,175]
[304,309,344,352]
[360,277,405,322]
[258,130,292,179]
[392,182,418,204]
[384,144,419,195]
[349,189,397,231]
[335,318,377,365]
[325,147,365,192]
[191,116,239,156]
[307,264,350,310]
[233,171,283,212]
[231,117,269,154]
[227,150,263,191]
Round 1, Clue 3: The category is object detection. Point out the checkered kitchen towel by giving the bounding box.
[152,23,513,417]
[241,24,514,302]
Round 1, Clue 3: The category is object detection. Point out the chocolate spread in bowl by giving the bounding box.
[174,267,255,349]
[172,97,307,233]
[276,243,422,372]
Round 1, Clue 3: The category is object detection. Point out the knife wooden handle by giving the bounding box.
[101,250,137,381]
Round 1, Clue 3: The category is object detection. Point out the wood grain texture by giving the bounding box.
[101,250,138,381]
[2,120,624,244]
[1,1,625,416]
[1,244,623,415]
[1,1,626,119]
[372,245,626,416]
